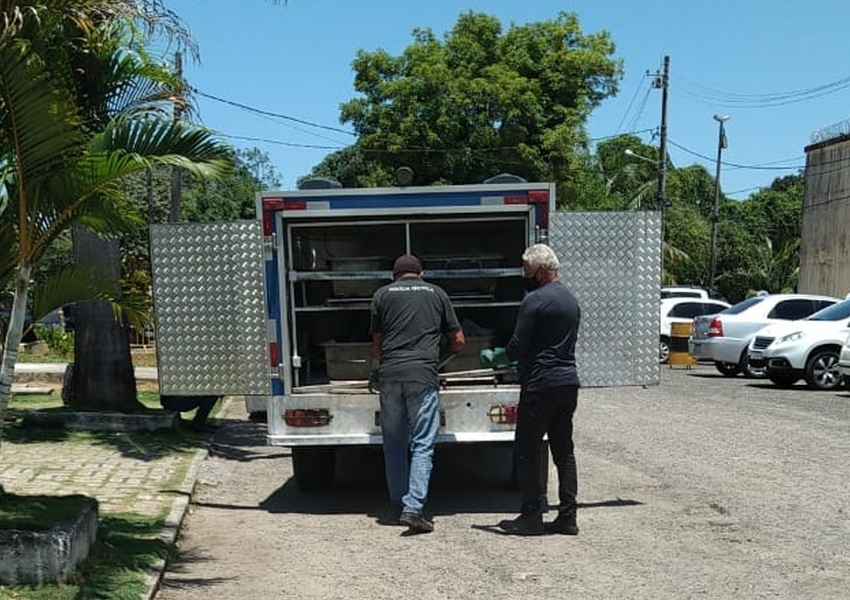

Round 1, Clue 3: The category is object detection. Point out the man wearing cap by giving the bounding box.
[370,253,465,533]
[498,243,582,536]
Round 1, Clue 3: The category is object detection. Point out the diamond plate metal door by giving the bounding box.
[150,221,270,395]
[549,211,661,387]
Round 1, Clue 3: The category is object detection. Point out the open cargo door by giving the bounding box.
[149,221,271,396]
[549,211,661,387]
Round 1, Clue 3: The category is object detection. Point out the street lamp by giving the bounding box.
[708,115,731,290]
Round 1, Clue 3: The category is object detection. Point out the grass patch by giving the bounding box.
[9,392,161,413]
[0,511,171,600]
[0,494,92,531]
[14,349,158,369]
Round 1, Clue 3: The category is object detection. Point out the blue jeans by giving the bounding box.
[379,381,440,515]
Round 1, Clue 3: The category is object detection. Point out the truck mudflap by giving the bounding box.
[548,211,661,387]
[150,221,271,396]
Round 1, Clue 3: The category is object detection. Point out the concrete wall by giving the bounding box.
[799,134,850,298]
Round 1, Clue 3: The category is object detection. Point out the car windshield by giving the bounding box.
[720,296,764,315]
[807,298,850,321]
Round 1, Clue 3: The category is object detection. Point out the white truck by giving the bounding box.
[149,178,661,491]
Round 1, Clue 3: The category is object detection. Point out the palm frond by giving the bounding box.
[93,117,233,179]
[0,41,84,190]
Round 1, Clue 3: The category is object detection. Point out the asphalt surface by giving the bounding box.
[6,362,850,599]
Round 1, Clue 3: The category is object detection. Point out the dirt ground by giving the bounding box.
[153,365,850,600]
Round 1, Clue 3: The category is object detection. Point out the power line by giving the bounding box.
[667,139,804,171]
[677,74,850,108]
[220,133,342,150]
[193,88,357,136]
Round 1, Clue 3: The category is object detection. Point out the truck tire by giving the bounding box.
[292,447,336,492]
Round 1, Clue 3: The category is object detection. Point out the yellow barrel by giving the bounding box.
[668,321,696,368]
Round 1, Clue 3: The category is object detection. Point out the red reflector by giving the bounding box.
[284,409,332,427]
[527,190,549,204]
[503,195,528,204]
[269,342,279,367]
[489,404,518,425]
[282,200,307,210]
[263,198,286,210]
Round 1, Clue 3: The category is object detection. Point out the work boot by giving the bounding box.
[497,513,544,536]
[399,511,434,534]
[544,511,578,535]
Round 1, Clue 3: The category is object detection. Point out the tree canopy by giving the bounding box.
[331,11,622,202]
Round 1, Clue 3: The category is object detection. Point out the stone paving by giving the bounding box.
[3,363,203,519]
[1,441,191,517]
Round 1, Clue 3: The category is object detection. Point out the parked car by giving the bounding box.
[659,297,730,363]
[747,298,850,389]
[660,286,709,300]
[688,293,841,377]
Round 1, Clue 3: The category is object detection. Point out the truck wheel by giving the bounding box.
[292,447,336,492]
[804,349,842,390]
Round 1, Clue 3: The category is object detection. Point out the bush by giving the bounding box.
[35,325,74,357]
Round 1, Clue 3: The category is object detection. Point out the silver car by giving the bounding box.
[688,293,840,377]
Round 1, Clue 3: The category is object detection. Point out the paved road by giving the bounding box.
[155,364,850,600]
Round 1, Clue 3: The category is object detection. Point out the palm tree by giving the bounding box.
[0,2,230,489]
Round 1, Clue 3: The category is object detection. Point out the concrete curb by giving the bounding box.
[141,396,233,600]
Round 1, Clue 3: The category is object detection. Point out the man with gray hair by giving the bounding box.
[499,243,581,536]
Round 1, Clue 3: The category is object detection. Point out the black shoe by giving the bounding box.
[399,511,434,533]
[377,506,404,526]
[544,512,579,535]
[498,513,543,536]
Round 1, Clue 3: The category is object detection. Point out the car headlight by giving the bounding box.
[777,331,804,344]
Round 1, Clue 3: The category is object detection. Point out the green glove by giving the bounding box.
[479,347,516,369]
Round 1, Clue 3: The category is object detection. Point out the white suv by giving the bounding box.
[747,298,850,389]
[660,286,709,300]
[688,293,840,377]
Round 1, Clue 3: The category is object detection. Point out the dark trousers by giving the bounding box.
[160,395,218,425]
[514,385,578,515]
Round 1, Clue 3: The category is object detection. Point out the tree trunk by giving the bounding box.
[0,263,32,494]
[66,227,143,412]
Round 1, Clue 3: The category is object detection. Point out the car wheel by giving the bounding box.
[715,361,740,377]
[804,349,843,390]
[739,348,765,379]
[659,336,670,364]
[768,374,799,388]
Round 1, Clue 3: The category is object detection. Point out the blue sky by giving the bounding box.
[165,0,850,200]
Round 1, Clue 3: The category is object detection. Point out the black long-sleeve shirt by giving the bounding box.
[506,280,581,391]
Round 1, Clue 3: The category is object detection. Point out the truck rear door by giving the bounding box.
[549,211,661,387]
[149,221,271,396]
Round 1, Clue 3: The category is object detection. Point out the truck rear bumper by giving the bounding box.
[268,431,516,447]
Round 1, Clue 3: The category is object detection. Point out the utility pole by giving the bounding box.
[652,55,670,284]
[169,51,183,223]
[654,55,669,213]
[709,114,731,290]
